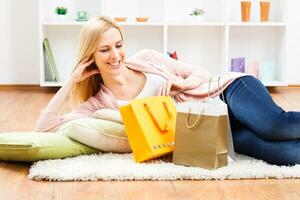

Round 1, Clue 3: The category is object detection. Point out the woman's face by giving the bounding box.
[93,27,125,75]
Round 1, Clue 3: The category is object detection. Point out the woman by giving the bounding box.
[35,16,300,166]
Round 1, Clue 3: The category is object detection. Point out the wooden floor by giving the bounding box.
[0,87,300,200]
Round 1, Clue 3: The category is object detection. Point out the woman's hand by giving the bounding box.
[40,57,100,115]
[157,81,184,96]
[70,57,100,84]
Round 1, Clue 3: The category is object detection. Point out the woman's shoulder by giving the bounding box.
[128,49,160,60]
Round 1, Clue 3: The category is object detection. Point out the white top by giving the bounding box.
[116,72,168,106]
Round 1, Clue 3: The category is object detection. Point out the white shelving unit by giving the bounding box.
[38,0,287,87]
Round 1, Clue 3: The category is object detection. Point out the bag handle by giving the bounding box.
[206,77,215,103]
[217,76,225,102]
[207,76,225,102]
[185,107,205,129]
[143,101,172,132]
[207,77,213,99]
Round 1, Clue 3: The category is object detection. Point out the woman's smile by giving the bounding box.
[107,60,121,69]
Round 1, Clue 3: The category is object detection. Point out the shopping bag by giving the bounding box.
[119,96,176,163]
[173,77,231,169]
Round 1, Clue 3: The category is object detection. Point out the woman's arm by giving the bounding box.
[43,77,76,113]
[133,49,210,92]
[33,78,77,132]
[149,49,210,80]
[34,58,100,132]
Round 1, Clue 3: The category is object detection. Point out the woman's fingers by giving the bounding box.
[158,84,163,96]
[158,82,181,96]
[81,56,91,63]
[158,83,163,96]
[160,83,165,96]
[83,57,95,68]
[79,57,94,67]
[71,57,97,83]
[166,82,172,95]
[78,58,95,75]
[160,83,168,96]
[87,69,100,77]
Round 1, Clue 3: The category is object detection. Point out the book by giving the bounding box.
[43,46,56,81]
[43,38,60,82]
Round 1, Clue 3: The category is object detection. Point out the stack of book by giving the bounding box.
[43,38,60,82]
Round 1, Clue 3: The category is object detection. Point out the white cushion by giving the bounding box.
[58,118,131,153]
[93,109,123,124]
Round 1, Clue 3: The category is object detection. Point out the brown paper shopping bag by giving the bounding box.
[119,96,176,163]
[173,77,231,169]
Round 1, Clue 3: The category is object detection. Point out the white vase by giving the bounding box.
[194,15,204,22]
[56,14,68,22]
[187,15,205,22]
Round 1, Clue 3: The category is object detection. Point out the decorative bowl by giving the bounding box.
[135,17,149,22]
[114,17,127,22]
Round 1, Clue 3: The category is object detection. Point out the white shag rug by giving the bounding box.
[28,153,300,181]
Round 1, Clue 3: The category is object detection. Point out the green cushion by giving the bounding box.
[0,132,99,162]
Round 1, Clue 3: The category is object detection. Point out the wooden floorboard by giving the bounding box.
[0,87,300,200]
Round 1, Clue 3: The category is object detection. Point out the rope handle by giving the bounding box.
[206,76,225,102]
[143,101,172,132]
[185,107,205,129]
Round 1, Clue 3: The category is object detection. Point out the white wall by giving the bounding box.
[0,0,40,84]
[286,1,300,85]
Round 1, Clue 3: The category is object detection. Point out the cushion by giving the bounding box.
[93,109,123,124]
[58,118,131,153]
[0,132,99,162]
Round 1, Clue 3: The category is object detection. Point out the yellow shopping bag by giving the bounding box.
[119,96,176,163]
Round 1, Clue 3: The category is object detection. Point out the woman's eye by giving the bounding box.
[100,49,108,53]
[116,44,122,48]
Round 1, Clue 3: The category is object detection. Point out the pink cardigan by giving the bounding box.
[34,49,247,132]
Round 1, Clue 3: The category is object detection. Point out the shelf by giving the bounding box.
[229,22,287,27]
[116,22,164,26]
[41,81,63,87]
[164,0,226,22]
[168,26,226,76]
[167,22,227,26]
[42,26,81,82]
[43,21,287,27]
[122,26,164,56]
[262,80,287,87]
[42,21,85,26]
[42,21,165,26]
[39,0,288,87]
[229,26,286,85]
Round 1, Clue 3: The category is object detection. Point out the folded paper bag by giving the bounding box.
[173,99,230,169]
[119,96,176,163]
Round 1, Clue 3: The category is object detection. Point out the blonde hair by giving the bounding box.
[71,16,123,106]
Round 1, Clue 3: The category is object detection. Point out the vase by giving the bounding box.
[260,61,275,82]
[247,61,259,78]
[56,14,68,22]
[187,15,204,22]
[241,1,251,22]
[260,1,270,22]
[194,15,204,21]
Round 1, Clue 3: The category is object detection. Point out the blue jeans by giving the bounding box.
[223,76,300,166]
